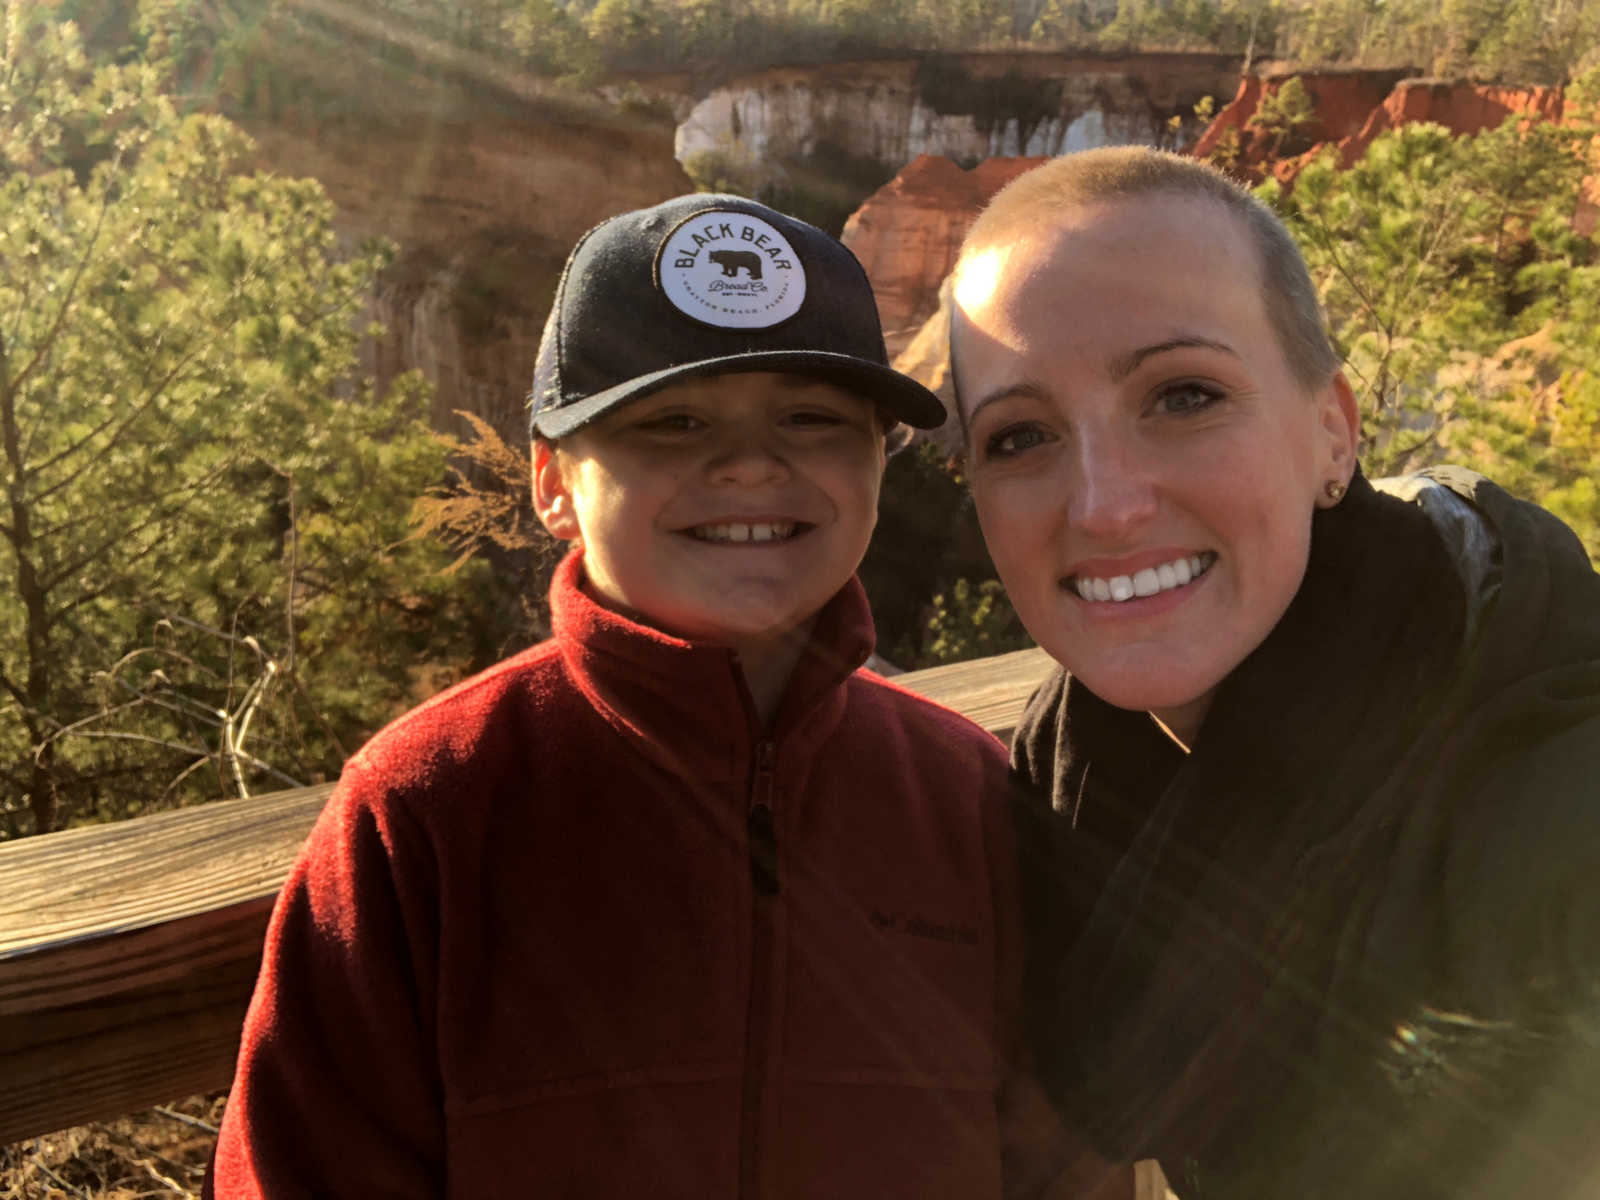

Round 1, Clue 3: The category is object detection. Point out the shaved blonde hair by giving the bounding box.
[954,146,1340,395]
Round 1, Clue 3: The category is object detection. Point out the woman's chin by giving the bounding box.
[1068,664,1220,728]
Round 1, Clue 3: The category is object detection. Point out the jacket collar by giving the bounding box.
[547,549,876,781]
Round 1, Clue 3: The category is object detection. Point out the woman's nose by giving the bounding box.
[1069,436,1158,539]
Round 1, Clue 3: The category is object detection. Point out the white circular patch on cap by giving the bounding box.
[656,210,807,330]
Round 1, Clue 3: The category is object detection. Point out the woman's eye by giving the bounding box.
[982,424,1049,459]
[1153,381,1224,416]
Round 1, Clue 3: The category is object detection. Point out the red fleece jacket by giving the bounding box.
[208,552,1053,1198]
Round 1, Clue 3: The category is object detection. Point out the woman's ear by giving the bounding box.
[532,439,582,542]
[1317,370,1361,483]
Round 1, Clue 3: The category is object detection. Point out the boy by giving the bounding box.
[208,195,1058,1198]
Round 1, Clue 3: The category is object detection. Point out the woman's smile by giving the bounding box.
[1067,550,1217,604]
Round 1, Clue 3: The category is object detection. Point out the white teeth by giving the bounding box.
[1073,552,1214,604]
[690,521,798,543]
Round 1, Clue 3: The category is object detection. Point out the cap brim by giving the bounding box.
[529,351,947,439]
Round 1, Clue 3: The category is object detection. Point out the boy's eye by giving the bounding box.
[636,412,704,433]
[1152,381,1224,416]
[784,408,846,428]
[982,423,1050,460]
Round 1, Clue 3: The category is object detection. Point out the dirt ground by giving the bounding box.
[0,1094,224,1200]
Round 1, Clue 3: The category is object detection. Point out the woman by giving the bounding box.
[948,146,1600,1199]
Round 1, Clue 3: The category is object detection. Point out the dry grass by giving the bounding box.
[0,1094,224,1200]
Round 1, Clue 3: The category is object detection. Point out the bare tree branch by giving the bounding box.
[41,728,303,791]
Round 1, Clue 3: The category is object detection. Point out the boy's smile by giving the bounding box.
[534,371,887,658]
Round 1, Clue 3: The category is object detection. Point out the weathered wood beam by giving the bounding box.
[0,785,333,1146]
[0,646,1055,1145]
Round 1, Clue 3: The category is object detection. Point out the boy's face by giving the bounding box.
[534,372,887,649]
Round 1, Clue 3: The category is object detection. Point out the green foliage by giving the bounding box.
[857,441,1017,668]
[0,2,486,837]
[506,0,600,82]
[681,138,771,198]
[1263,101,1600,558]
[412,409,562,646]
[1247,75,1316,156]
[1097,0,1278,53]
[78,0,1600,90]
[918,578,1032,665]
[1275,0,1600,83]
[1266,124,1478,472]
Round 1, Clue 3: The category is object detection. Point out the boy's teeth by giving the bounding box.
[1073,552,1215,603]
[692,521,797,543]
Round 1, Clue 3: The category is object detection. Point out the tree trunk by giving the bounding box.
[1,354,59,834]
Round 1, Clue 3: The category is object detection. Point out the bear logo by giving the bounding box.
[708,249,763,280]
[656,209,806,330]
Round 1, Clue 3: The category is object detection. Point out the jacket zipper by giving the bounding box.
[740,738,779,1199]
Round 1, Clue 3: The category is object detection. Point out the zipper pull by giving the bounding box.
[748,741,779,896]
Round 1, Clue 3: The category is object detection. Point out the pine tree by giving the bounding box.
[0,2,486,836]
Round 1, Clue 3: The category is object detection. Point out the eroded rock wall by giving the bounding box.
[1193,72,1566,181]
[677,53,1241,172]
[238,81,690,442]
[841,154,1045,358]
[1190,69,1413,167]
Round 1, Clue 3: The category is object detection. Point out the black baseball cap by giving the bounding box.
[528,193,946,439]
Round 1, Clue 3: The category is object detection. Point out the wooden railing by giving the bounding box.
[0,646,1055,1146]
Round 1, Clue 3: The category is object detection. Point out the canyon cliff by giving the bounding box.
[231,16,693,443]
[677,52,1239,171]
[234,35,1581,454]
[239,43,1255,444]
[849,72,1584,445]
[238,46,1253,444]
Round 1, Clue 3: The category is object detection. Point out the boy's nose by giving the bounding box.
[707,435,790,486]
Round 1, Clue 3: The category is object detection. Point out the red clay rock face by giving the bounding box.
[841,154,1045,358]
[1341,79,1565,162]
[1194,72,1568,182]
[1192,70,1411,170]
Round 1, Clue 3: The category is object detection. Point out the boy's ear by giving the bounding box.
[532,440,581,542]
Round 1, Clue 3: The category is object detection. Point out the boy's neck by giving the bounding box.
[733,619,816,730]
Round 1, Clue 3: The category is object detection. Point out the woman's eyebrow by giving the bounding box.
[1108,335,1239,382]
[967,379,1050,426]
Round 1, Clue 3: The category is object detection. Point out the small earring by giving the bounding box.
[1324,479,1347,503]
